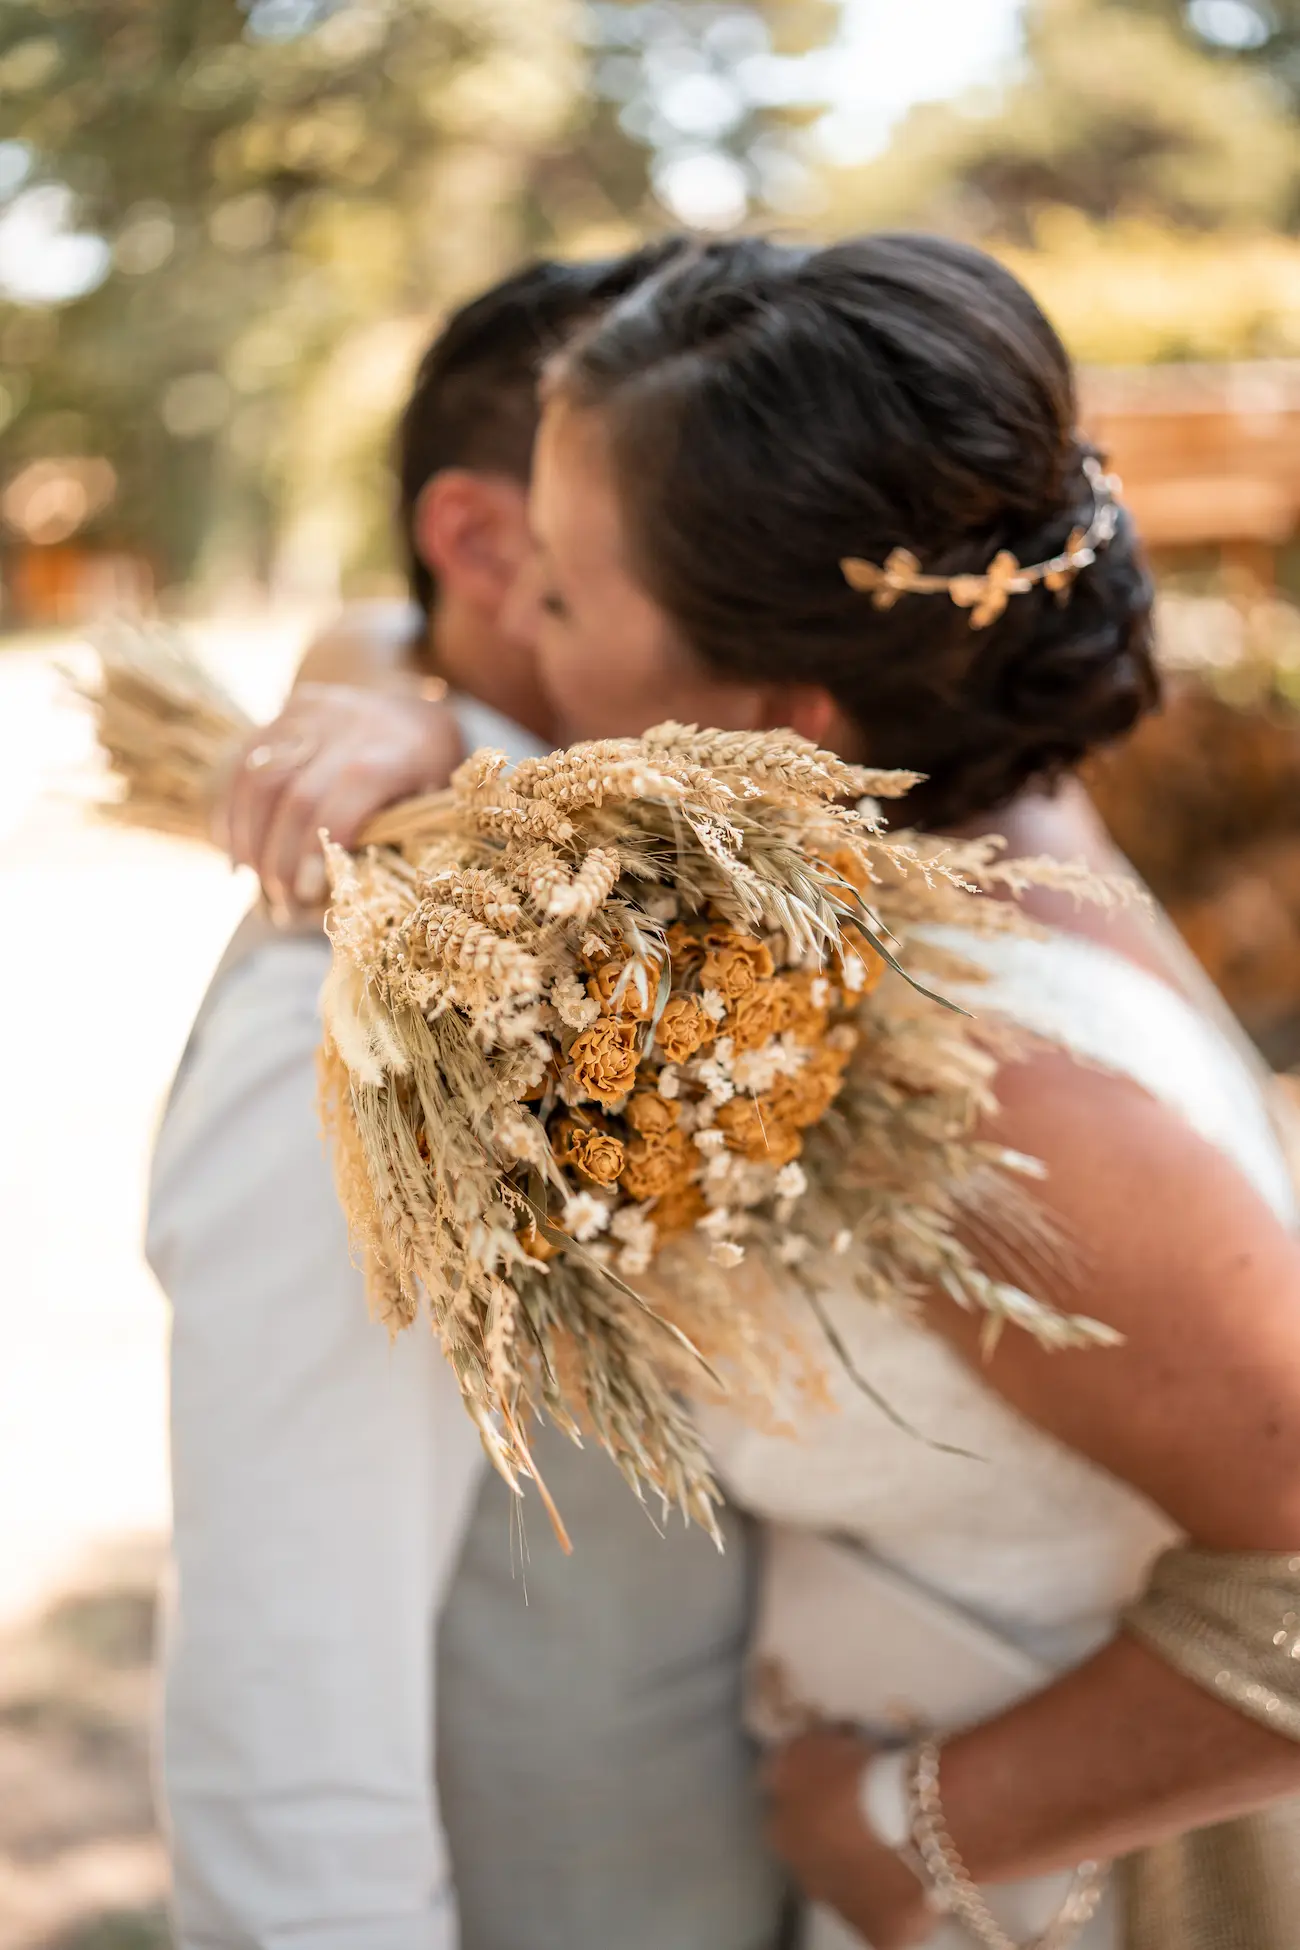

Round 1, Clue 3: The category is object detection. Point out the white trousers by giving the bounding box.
[149,929,485,1950]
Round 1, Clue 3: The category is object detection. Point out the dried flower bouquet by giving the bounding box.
[82,632,1123,1544]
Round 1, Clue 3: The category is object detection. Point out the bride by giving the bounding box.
[229,232,1300,1948]
[514,232,1300,1949]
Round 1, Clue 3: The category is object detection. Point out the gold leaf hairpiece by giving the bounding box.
[842,456,1121,630]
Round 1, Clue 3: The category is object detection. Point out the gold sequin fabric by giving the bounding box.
[1122,1547,1300,1950]
[1123,1546,1300,1741]
[1124,1804,1300,1950]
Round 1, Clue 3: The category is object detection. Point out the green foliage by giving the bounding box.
[0,0,584,587]
[0,1,836,596]
[824,0,1300,241]
[1127,0,1300,116]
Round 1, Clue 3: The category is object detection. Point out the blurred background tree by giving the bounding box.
[821,0,1300,363]
[5,0,1300,601]
[0,0,834,600]
[1130,0,1300,117]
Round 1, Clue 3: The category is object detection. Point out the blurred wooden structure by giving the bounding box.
[1081,362,1300,591]
[0,542,154,628]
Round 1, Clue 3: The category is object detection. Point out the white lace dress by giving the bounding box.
[700,928,1298,1950]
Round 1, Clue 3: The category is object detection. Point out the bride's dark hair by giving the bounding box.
[550,233,1157,830]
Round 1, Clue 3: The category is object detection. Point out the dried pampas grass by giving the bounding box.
[82,628,1125,1543]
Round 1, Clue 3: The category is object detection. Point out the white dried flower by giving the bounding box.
[770,1034,808,1078]
[496,1044,549,1101]
[810,977,831,1008]
[694,1057,735,1105]
[704,1154,770,1209]
[618,1246,654,1278]
[656,1064,681,1101]
[710,1240,745,1270]
[776,1233,811,1267]
[841,952,869,993]
[700,988,728,1024]
[550,973,601,1030]
[492,1107,548,1166]
[774,1162,807,1201]
[693,1128,727,1155]
[562,1192,611,1243]
[698,1205,735,1237]
[732,1043,781,1094]
[610,1205,657,1254]
[832,1228,854,1255]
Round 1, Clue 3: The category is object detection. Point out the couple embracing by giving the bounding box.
[150,233,1300,1950]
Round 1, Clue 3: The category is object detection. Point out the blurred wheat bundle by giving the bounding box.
[82,634,1121,1543]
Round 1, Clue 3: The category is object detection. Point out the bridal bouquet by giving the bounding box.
[83,631,1120,1542]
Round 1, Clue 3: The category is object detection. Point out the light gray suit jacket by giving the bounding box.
[150,694,788,1950]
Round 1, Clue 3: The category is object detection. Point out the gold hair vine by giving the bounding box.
[841,455,1122,630]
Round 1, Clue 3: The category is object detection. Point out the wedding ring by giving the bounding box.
[244,734,317,773]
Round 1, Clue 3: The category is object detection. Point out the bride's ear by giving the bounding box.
[762,685,838,749]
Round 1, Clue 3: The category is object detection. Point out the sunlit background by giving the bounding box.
[3,2,1300,1944]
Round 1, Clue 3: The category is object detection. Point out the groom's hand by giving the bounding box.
[218,682,464,922]
[763,1728,935,1948]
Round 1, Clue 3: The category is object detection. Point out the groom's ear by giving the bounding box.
[413,469,532,615]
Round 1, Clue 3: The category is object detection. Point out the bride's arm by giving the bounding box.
[935,1051,1300,1852]
[767,1048,1300,1943]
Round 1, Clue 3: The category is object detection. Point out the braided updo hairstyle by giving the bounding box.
[550,233,1158,831]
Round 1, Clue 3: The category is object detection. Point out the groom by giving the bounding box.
[148,250,787,1950]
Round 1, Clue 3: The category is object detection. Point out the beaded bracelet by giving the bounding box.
[904,1738,1108,1950]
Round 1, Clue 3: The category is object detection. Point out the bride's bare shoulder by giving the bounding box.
[936,1047,1300,1547]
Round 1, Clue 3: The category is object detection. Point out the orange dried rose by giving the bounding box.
[656,992,713,1063]
[623,1091,680,1137]
[619,1126,698,1202]
[773,971,832,1045]
[714,1095,765,1153]
[665,922,707,981]
[765,1046,851,1131]
[517,1219,560,1263]
[650,1181,708,1238]
[700,929,774,1002]
[587,957,659,1021]
[714,1094,804,1166]
[755,1123,803,1168]
[568,1128,625,1186]
[818,845,874,898]
[566,1019,640,1106]
[724,978,786,1053]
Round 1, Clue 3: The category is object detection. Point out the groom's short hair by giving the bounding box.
[397,241,686,615]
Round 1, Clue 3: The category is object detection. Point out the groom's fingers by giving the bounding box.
[257,755,346,916]
[225,751,294,890]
